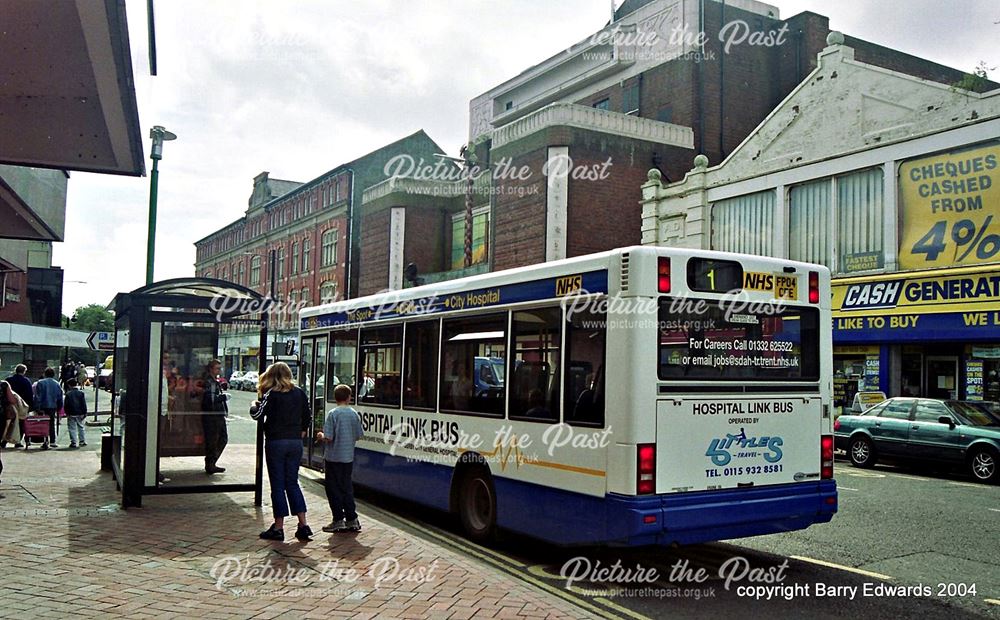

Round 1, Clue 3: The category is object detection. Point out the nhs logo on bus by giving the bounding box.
[705,430,783,466]
[841,281,903,310]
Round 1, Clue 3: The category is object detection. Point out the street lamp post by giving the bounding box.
[146,125,177,285]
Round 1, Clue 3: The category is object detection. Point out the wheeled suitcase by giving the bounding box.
[23,414,51,449]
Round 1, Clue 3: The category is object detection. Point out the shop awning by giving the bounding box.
[0,322,89,348]
[0,0,145,177]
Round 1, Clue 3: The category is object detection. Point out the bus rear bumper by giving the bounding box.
[607,480,838,546]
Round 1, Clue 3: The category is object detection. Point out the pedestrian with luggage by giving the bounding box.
[64,379,88,448]
[33,368,63,448]
[250,362,313,542]
[316,384,364,533]
[4,365,34,448]
[1,380,29,488]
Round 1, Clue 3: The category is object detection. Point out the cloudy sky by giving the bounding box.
[54,0,1000,314]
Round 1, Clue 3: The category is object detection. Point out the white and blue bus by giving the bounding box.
[298,246,837,546]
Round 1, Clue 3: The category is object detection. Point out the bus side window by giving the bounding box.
[358,325,403,407]
[441,314,506,416]
[509,308,561,422]
[327,329,357,403]
[565,309,606,427]
[403,320,439,410]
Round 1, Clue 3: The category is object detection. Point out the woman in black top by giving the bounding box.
[250,362,312,541]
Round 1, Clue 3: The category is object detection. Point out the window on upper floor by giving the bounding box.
[623,84,640,116]
[322,230,338,267]
[451,208,489,270]
[291,242,299,275]
[788,168,884,273]
[250,256,261,286]
[320,281,337,304]
[593,98,610,111]
[303,238,311,272]
[712,190,776,257]
[277,247,285,279]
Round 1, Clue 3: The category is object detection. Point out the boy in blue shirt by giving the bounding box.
[316,384,364,533]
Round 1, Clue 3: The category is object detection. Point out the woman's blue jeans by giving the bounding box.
[264,438,307,519]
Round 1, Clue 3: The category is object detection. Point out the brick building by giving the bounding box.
[194,130,445,372]
[641,33,1000,406]
[357,0,983,294]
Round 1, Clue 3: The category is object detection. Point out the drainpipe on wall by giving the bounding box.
[697,0,705,156]
[719,0,725,159]
[344,168,355,299]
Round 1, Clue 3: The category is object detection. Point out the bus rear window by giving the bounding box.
[657,298,819,381]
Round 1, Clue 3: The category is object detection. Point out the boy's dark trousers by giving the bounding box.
[324,461,357,521]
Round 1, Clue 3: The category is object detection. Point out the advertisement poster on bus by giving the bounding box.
[898,142,1000,270]
[656,398,822,492]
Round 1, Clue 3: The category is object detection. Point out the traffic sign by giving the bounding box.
[87,331,114,351]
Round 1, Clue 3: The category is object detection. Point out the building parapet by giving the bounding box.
[491,102,694,149]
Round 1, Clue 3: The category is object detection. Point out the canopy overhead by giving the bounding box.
[112,278,265,318]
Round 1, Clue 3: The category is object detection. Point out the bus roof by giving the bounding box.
[301,245,828,321]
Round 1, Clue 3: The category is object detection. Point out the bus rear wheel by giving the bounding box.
[458,469,497,542]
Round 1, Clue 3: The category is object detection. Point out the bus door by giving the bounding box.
[298,336,327,469]
[309,337,328,469]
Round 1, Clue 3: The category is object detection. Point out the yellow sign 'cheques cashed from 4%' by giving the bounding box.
[899,143,1000,270]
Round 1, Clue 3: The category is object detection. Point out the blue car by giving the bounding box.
[834,397,1000,484]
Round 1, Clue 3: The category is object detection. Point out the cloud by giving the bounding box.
[53,0,999,315]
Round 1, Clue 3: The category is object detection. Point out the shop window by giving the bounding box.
[509,308,561,422]
[403,320,439,410]
[358,325,403,407]
[440,314,506,416]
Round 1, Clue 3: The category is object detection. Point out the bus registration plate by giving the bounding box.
[743,272,798,299]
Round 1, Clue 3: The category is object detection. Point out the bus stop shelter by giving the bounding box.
[106,278,267,508]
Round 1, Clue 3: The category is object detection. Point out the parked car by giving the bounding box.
[240,371,259,392]
[834,397,1000,483]
[229,371,244,390]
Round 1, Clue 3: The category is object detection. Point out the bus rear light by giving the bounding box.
[808,271,820,304]
[657,257,671,293]
[643,515,657,524]
[821,435,834,479]
[637,444,656,494]
[833,418,840,432]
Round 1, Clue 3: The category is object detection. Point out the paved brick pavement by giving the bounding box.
[0,440,593,619]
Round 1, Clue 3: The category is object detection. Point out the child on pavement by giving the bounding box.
[315,384,364,533]
[63,379,88,448]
